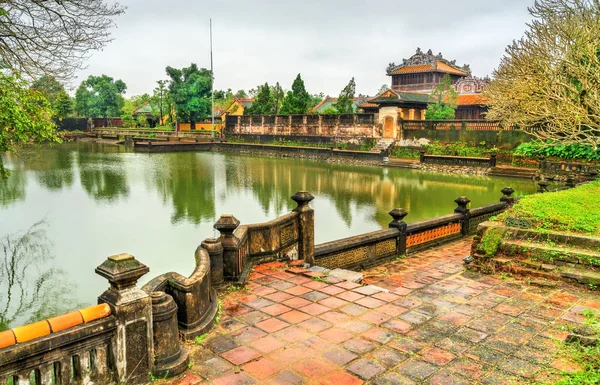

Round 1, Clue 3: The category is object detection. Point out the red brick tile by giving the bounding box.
[252,285,277,296]
[298,317,332,333]
[318,296,349,309]
[551,358,583,373]
[260,303,292,316]
[319,327,353,343]
[319,371,364,385]
[173,372,203,385]
[355,296,386,309]
[248,335,285,354]
[280,309,312,324]
[284,285,313,296]
[274,325,313,343]
[242,357,281,379]
[336,281,362,290]
[212,372,255,385]
[382,318,412,334]
[359,310,391,325]
[282,296,312,309]
[264,291,294,302]
[319,311,351,324]
[373,291,400,302]
[220,346,261,365]
[293,358,336,379]
[255,317,289,333]
[299,303,330,315]
[420,347,456,365]
[336,291,366,302]
[304,280,329,289]
[318,285,346,295]
[378,303,408,317]
[362,327,397,344]
[287,275,313,285]
[269,346,315,363]
[494,304,525,317]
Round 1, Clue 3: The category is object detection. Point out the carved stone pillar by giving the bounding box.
[292,191,315,266]
[96,254,153,385]
[388,208,408,256]
[500,187,515,207]
[201,237,224,286]
[150,292,189,378]
[214,214,241,280]
[454,196,471,236]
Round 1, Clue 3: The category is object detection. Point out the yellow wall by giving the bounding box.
[178,122,223,131]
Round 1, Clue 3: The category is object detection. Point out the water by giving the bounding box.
[0,142,538,327]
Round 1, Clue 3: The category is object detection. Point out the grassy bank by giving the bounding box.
[225,137,376,151]
[495,180,600,236]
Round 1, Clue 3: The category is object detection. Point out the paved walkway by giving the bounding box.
[166,238,598,385]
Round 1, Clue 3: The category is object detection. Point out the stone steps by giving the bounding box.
[488,167,537,179]
[499,239,600,267]
[491,256,600,287]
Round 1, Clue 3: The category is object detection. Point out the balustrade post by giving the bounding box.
[538,180,549,193]
[95,253,153,385]
[500,187,515,207]
[214,214,241,281]
[292,191,315,266]
[388,208,408,256]
[201,237,224,286]
[419,150,425,163]
[150,292,189,378]
[489,153,497,167]
[454,196,471,236]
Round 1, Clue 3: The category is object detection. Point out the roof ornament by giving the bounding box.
[426,49,432,55]
[416,47,422,55]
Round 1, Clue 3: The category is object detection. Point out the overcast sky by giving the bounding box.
[75,0,535,97]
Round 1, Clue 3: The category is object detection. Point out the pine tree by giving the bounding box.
[280,74,311,114]
[334,77,356,114]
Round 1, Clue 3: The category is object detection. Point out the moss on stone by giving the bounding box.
[479,227,506,257]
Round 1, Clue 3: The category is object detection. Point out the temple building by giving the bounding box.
[358,48,491,138]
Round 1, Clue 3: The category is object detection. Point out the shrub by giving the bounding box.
[514,141,600,162]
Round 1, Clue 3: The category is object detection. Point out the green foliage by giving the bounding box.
[0,72,59,178]
[137,114,148,128]
[391,147,421,159]
[321,107,338,114]
[540,342,600,385]
[514,141,600,161]
[479,227,506,256]
[166,63,212,128]
[280,74,311,115]
[152,80,168,124]
[425,74,458,120]
[74,75,127,124]
[495,180,600,235]
[245,82,274,115]
[194,333,208,344]
[334,77,356,114]
[53,91,73,120]
[30,75,65,106]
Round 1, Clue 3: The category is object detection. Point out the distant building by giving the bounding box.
[222,97,254,118]
[311,96,370,114]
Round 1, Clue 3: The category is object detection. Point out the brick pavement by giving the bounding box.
[164,237,598,385]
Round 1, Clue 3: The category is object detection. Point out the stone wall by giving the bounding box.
[401,128,532,150]
[226,114,377,138]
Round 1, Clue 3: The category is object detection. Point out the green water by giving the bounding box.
[0,142,538,327]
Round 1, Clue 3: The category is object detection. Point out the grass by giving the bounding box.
[225,137,376,151]
[495,180,600,236]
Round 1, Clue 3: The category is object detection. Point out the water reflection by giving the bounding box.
[152,153,215,224]
[0,221,87,330]
[0,156,26,207]
[78,144,130,202]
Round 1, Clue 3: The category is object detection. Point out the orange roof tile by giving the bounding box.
[458,94,487,105]
[436,62,468,76]
[359,102,379,108]
[392,64,434,74]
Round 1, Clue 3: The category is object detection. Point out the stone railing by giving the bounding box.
[1,240,221,383]
[420,151,497,168]
[213,191,315,284]
[313,188,515,270]
[401,120,512,131]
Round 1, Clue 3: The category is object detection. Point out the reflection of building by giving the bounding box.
[361,48,491,138]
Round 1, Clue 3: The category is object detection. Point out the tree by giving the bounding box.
[485,0,600,148]
[309,92,325,111]
[425,74,458,120]
[245,83,273,115]
[271,82,285,114]
[74,75,127,127]
[280,74,311,114]
[0,1,125,80]
[53,91,73,120]
[0,72,57,179]
[321,107,338,114]
[152,80,168,125]
[166,64,212,130]
[334,77,356,114]
[30,75,65,106]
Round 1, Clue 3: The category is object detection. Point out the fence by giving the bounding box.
[401,120,511,131]
[419,151,497,167]
[314,188,516,270]
[226,114,377,138]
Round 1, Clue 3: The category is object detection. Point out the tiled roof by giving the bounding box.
[457,94,487,106]
[436,62,468,76]
[238,98,254,107]
[132,103,153,114]
[392,64,435,74]
[369,90,432,104]
[311,97,363,113]
[358,102,379,108]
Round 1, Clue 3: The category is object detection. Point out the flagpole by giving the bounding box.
[210,18,215,139]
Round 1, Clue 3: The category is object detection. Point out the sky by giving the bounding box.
[74,0,535,98]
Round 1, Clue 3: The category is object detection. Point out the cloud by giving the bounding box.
[76,0,535,97]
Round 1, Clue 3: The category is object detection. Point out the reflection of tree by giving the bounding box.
[78,145,129,201]
[0,221,87,331]
[33,147,75,190]
[153,153,215,224]
[0,164,26,207]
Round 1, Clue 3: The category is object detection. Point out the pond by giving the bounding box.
[0,142,538,328]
